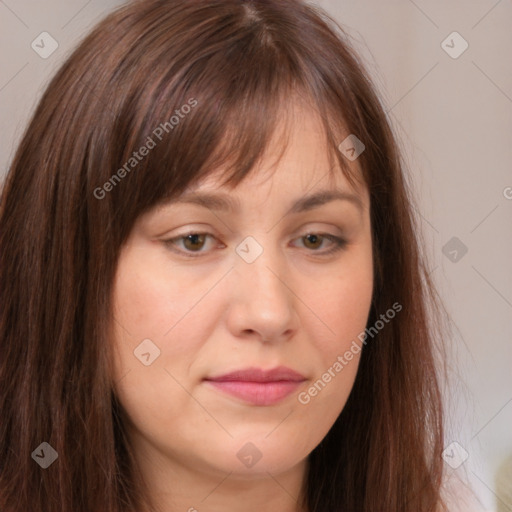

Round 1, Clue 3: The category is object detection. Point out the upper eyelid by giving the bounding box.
[166,229,342,242]
[167,221,346,238]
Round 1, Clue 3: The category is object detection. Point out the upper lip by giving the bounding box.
[205,366,306,383]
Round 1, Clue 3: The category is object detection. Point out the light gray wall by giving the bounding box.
[1,1,511,510]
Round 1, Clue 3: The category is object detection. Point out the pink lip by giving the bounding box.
[204,366,306,406]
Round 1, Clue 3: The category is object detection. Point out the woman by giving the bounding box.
[0,0,453,510]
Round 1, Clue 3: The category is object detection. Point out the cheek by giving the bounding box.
[110,249,219,385]
[109,252,181,389]
[295,266,372,439]
[109,255,207,438]
[113,263,174,337]
[309,250,373,362]
[111,249,207,357]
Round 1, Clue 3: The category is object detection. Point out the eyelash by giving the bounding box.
[163,231,347,259]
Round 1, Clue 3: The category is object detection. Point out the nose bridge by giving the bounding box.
[231,234,296,336]
[236,235,288,301]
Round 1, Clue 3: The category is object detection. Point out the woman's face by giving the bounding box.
[111,101,373,486]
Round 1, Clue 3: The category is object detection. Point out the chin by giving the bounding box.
[203,434,309,478]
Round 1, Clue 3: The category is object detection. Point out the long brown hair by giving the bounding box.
[0,0,448,510]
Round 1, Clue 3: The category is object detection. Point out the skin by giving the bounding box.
[111,100,374,512]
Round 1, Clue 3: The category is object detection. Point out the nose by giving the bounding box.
[226,243,298,344]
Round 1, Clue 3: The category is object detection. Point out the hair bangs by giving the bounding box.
[95,0,366,246]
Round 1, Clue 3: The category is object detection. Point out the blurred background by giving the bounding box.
[1,0,511,510]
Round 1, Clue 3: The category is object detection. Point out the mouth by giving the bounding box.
[203,366,307,406]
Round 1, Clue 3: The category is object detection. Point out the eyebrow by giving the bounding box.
[170,189,364,215]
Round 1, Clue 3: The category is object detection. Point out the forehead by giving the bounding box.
[186,97,366,199]
[157,163,367,226]
[147,94,369,222]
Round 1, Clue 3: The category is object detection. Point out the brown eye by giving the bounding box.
[297,233,347,255]
[302,233,323,250]
[182,233,207,252]
[163,231,347,259]
[164,232,216,257]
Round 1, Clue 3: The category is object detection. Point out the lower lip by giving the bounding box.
[205,380,303,406]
